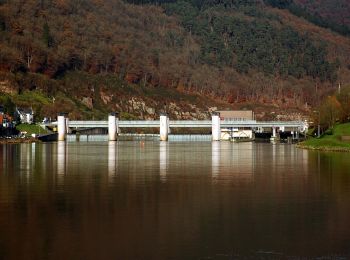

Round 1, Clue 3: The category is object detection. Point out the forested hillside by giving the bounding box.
[293,0,350,28]
[0,0,349,120]
[265,0,350,36]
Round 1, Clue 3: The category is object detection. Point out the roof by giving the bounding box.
[16,107,33,114]
[217,110,254,120]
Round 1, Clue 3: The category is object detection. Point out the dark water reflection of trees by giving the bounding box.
[0,142,350,259]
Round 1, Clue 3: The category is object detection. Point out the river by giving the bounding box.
[0,141,350,259]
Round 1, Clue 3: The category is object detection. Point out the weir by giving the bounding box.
[47,113,308,142]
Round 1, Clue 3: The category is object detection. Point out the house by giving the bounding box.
[217,110,255,121]
[15,107,34,124]
[216,110,255,140]
[0,105,13,129]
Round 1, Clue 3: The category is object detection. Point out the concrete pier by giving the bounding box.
[160,114,169,141]
[212,112,221,141]
[65,117,70,134]
[57,114,67,141]
[270,126,277,142]
[272,127,276,138]
[108,112,118,141]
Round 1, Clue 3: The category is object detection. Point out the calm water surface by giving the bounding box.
[0,141,350,259]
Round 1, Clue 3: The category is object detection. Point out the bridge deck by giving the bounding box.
[48,120,306,129]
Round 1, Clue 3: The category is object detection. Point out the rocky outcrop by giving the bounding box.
[82,97,93,109]
[0,80,16,94]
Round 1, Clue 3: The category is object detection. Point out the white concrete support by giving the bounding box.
[160,114,169,141]
[212,112,221,141]
[65,117,70,134]
[57,114,67,141]
[116,116,120,135]
[108,113,117,141]
[272,127,277,138]
[280,126,285,132]
[270,126,278,142]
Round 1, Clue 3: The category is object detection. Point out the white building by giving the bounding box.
[16,107,34,124]
[216,110,255,141]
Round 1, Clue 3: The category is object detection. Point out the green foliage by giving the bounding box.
[43,22,53,48]
[15,90,51,105]
[120,112,139,120]
[324,128,333,135]
[332,122,350,136]
[336,85,350,121]
[0,0,347,119]
[0,0,341,82]
[264,0,350,37]
[16,124,49,136]
[301,123,350,151]
[263,0,292,9]
[163,1,337,80]
[0,96,16,116]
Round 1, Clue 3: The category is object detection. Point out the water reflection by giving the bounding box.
[0,145,4,173]
[159,142,168,182]
[57,141,67,177]
[211,142,220,178]
[211,142,255,183]
[108,141,118,179]
[0,142,350,259]
[20,143,31,175]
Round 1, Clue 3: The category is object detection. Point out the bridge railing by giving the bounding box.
[46,120,308,130]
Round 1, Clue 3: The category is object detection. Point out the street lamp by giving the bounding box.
[313,110,320,138]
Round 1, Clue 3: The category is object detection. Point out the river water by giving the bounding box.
[0,141,350,259]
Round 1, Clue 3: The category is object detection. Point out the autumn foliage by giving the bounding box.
[0,0,349,119]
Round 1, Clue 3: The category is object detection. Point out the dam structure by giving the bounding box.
[47,113,308,142]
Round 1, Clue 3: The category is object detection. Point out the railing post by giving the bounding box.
[160,113,169,141]
[57,113,67,141]
[108,112,118,141]
[212,112,221,141]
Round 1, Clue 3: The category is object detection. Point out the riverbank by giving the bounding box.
[297,123,350,152]
[0,137,38,144]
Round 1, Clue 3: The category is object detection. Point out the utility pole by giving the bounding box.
[314,110,320,138]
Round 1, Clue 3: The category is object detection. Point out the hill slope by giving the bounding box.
[294,0,350,28]
[0,0,349,120]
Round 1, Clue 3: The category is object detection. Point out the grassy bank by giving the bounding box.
[297,123,350,152]
[16,124,49,137]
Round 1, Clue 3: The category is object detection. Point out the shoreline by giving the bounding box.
[296,123,350,153]
[296,143,350,152]
[0,137,39,144]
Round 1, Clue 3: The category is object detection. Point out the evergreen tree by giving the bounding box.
[43,22,53,48]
